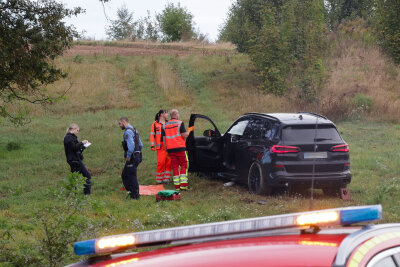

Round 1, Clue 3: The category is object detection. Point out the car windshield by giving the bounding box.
[282,124,342,142]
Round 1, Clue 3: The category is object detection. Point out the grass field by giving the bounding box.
[1,46,400,265]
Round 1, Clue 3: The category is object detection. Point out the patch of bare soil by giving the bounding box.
[65,45,203,57]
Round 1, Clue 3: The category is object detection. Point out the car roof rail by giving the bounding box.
[297,112,328,120]
[243,113,280,122]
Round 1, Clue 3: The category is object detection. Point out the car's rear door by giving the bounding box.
[186,114,223,172]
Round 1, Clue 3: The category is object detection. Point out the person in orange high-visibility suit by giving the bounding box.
[150,109,171,184]
[162,109,194,191]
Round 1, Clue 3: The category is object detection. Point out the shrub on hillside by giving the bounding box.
[73,55,83,64]
[336,18,376,47]
[6,141,21,151]
[352,93,373,112]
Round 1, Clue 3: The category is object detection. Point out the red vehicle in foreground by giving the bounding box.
[69,205,400,267]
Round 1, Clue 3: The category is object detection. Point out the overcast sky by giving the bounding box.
[60,0,235,42]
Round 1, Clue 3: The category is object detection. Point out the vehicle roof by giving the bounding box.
[69,233,350,267]
[243,112,334,125]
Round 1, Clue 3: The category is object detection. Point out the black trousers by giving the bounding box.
[69,161,91,195]
[121,160,140,199]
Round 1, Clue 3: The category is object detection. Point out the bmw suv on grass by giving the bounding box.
[186,112,351,196]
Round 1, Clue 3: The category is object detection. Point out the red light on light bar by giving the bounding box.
[331,144,349,152]
[344,163,350,166]
[271,145,300,154]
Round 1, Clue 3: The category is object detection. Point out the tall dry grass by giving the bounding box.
[24,57,140,116]
[215,84,289,118]
[317,21,400,121]
[151,58,193,107]
[73,40,237,54]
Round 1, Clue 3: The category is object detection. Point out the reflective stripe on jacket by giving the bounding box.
[163,119,186,151]
[150,121,163,150]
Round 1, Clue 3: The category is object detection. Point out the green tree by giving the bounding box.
[220,0,327,98]
[324,0,375,29]
[0,0,82,125]
[218,0,269,52]
[157,3,194,42]
[106,7,159,41]
[376,0,400,64]
[143,11,159,41]
[106,5,135,40]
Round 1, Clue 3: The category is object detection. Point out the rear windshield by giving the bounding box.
[282,124,342,142]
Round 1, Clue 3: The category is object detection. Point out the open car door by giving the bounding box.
[186,114,223,172]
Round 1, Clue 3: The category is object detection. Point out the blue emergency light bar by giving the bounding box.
[74,205,382,256]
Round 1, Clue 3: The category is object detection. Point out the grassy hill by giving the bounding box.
[0,40,399,265]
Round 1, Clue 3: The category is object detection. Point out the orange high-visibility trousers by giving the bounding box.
[169,151,188,189]
[156,145,171,183]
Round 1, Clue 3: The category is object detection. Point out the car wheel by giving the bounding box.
[322,186,342,197]
[248,162,272,195]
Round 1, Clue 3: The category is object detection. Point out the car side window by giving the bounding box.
[193,117,218,137]
[262,122,276,141]
[227,120,249,136]
[243,119,264,140]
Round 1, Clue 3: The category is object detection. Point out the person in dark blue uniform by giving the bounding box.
[63,123,91,195]
[118,117,143,200]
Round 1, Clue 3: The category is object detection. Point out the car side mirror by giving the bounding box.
[203,129,215,137]
[231,135,240,143]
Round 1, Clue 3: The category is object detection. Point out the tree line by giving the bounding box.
[105,3,205,43]
[219,0,400,98]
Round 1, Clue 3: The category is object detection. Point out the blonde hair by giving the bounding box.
[66,123,79,134]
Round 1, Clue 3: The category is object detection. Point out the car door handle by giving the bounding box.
[237,141,249,149]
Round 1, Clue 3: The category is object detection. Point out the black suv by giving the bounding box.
[186,113,351,195]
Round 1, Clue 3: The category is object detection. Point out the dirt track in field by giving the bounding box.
[65,44,210,57]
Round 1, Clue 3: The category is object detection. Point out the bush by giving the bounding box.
[6,141,21,151]
[352,93,374,111]
[35,172,101,266]
[0,172,100,266]
[73,55,83,64]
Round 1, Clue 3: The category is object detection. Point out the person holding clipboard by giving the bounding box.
[63,123,92,195]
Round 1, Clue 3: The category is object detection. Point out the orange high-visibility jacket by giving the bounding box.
[163,119,186,151]
[150,121,163,150]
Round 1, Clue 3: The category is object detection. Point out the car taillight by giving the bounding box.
[271,145,300,153]
[273,164,285,168]
[331,144,349,152]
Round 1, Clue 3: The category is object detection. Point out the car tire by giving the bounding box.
[248,162,272,195]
